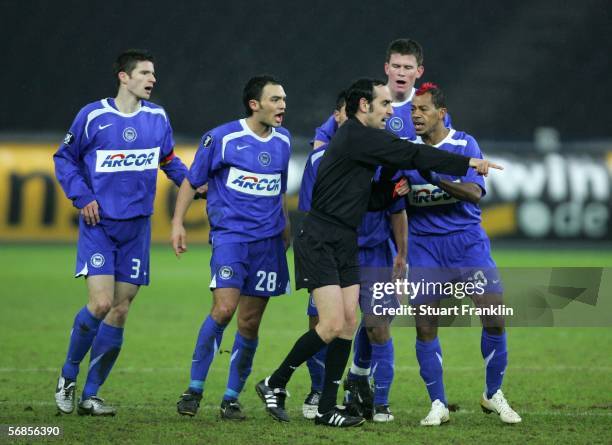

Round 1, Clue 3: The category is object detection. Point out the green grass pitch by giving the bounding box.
[0,245,611,444]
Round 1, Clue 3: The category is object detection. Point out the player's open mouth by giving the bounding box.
[274,113,284,123]
[144,86,153,93]
[396,80,407,86]
[413,122,424,130]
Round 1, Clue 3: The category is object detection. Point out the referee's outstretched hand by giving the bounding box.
[468,158,503,176]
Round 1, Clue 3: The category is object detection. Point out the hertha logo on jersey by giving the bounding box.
[226,167,281,196]
[407,182,459,207]
[95,147,160,172]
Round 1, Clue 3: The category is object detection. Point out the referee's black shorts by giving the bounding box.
[294,215,360,292]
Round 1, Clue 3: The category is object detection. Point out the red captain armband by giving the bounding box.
[160,151,176,166]
[392,178,408,199]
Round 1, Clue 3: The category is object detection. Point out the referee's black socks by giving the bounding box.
[268,329,326,389]
[318,337,352,414]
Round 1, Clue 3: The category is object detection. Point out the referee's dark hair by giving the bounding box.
[243,75,281,116]
[345,78,386,118]
[113,49,155,87]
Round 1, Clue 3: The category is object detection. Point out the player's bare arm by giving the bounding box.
[438,180,482,204]
[171,178,197,257]
[419,169,483,204]
[390,209,408,281]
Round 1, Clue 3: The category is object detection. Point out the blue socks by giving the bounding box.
[416,337,446,406]
[371,339,394,406]
[62,306,102,380]
[306,345,327,392]
[82,322,123,399]
[223,332,258,401]
[189,315,227,394]
[347,322,372,381]
[481,330,507,398]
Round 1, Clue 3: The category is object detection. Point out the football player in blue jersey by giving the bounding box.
[405,83,521,425]
[300,92,407,423]
[53,50,189,416]
[171,75,291,420]
[312,38,437,149]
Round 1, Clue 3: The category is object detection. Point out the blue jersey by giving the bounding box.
[403,129,485,236]
[298,144,404,248]
[387,90,417,140]
[54,98,186,220]
[188,119,291,246]
[312,115,338,145]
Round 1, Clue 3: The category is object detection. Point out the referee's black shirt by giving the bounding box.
[309,117,471,229]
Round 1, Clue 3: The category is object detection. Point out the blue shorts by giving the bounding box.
[306,240,395,316]
[75,216,151,286]
[210,235,290,297]
[408,228,503,305]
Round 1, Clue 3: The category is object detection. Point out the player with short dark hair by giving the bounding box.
[53,49,188,416]
[405,83,521,425]
[171,75,291,421]
[256,78,500,428]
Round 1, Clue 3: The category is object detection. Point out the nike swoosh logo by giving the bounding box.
[426,381,437,386]
[236,144,249,150]
[98,124,113,130]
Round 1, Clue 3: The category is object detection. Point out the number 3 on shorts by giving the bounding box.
[130,258,141,279]
[255,270,277,292]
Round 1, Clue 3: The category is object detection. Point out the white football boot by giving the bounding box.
[420,399,450,426]
[481,390,522,423]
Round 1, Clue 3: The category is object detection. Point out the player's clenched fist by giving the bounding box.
[468,158,503,176]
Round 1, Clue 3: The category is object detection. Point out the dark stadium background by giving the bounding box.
[1,0,610,141]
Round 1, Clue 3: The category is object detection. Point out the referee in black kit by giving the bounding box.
[256,78,502,427]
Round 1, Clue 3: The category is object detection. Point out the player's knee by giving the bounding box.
[211,304,236,325]
[368,326,391,344]
[89,298,112,318]
[484,325,505,336]
[108,303,130,325]
[237,315,261,338]
[416,326,437,342]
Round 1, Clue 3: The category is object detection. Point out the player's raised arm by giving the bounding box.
[171,178,197,257]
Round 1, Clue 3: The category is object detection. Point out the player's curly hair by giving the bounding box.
[345,78,386,118]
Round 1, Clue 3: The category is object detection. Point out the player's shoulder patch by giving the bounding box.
[63,131,75,146]
[201,133,214,148]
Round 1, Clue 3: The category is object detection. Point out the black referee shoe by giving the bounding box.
[255,377,290,422]
[315,406,365,427]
